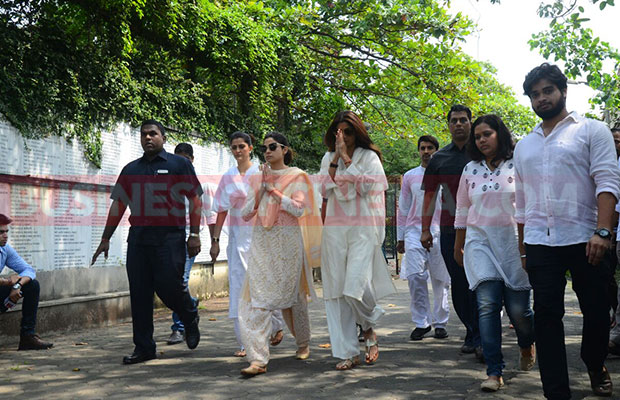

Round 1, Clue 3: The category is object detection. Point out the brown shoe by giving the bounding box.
[588,365,613,397]
[18,334,53,351]
[519,344,536,371]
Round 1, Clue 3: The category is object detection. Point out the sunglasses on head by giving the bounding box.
[259,143,285,152]
[230,143,247,151]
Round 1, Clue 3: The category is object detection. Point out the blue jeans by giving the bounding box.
[476,280,534,377]
[171,254,197,332]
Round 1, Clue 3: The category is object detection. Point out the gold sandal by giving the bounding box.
[270,330,283,346]
[295,345,310,360]
[335,356,360,370]
[241,363,267,376]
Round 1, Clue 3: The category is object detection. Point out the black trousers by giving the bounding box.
[0,279,40,335]
[440,231,480,346]
[126,234,197,355]
[526,244,613,400]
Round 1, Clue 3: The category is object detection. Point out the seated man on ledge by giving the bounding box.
[0,213,53,350]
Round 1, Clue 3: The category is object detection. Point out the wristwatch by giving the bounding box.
[12,278,22,291]
[594,228,612,240]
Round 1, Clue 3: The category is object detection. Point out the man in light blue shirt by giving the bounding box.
[0,214,53,350]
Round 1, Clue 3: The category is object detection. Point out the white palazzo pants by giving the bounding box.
[325,284,385,360]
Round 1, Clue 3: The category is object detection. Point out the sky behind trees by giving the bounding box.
[451,0,619,114]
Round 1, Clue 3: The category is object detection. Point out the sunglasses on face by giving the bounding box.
[230,144,247,151]
[259,143,285,152]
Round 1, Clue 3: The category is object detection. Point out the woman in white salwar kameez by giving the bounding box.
[319,111,395,370]
[210,132,286,357]
[453,115,535,392]
[238,132,322,376]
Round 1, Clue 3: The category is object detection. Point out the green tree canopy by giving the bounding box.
[1,0,536,174]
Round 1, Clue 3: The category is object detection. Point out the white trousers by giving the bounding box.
[325,285,385,360]
[407,271,450,329]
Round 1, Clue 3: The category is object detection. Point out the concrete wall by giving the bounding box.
[0,119,235,342]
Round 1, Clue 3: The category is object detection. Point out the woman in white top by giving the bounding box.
[210,132,285,357]
[453,114,535,392]
[237,132,321,376]
[319,111,394,370]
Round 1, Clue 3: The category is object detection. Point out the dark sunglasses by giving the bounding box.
[230,144,247,151]
[259,143,285,152]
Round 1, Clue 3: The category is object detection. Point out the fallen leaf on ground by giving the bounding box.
[387,304,396,307]
[208,317,217,321]
[318,343,331,348]
[73,368,80,372]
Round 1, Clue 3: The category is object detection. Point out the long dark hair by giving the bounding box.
[325,111,383,163]
[264,131,294,165]
[468,114,514,167]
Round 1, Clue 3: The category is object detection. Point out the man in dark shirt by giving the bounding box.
[421,105,481,358]
[92,119,203,364]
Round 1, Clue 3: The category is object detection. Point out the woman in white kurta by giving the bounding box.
[210,132,285,357]
[238,132,321,376]
[453,115,535,392]
[320,111,395,370]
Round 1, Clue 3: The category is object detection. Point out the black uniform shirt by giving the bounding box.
[111,149,203,244]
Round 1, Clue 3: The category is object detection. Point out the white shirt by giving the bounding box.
[397,166,441,242]
[514,112,620,246]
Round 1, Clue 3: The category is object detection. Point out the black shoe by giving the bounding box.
[185,315,200,350]
[167,330,184,345]
[434,328,449,339]
[461,343,476,354]
[609,341,620,357]
[410,326,431,341]
[122,352,156,365]
[588,366,613,397]
[475,346,485,363]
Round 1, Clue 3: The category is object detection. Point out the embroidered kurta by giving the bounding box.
[241,167,318,310]
[454,159,530,291]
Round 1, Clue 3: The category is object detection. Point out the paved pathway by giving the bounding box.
[1,279,619,399]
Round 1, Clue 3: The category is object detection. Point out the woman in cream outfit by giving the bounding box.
[238,132,321,375]
[319,111,395,370]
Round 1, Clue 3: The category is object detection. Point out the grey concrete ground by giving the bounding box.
[1,278,619,399]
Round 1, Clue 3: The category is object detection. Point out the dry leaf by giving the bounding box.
[72,368,80,372]
[208,317,217,321]
[318,343,331,348]
[387,304,396,307]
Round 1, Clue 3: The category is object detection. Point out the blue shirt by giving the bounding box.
[0,243,36,280]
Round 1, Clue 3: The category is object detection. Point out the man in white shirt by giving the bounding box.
[515,63,620,399]
[397,135,450,341]
[608,125,620,356]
